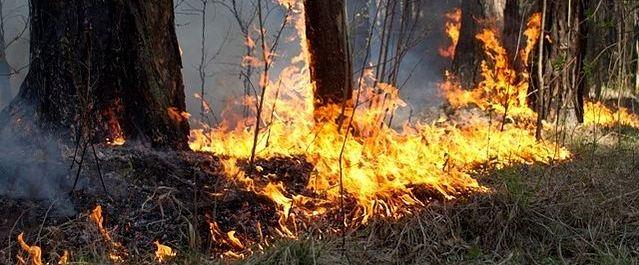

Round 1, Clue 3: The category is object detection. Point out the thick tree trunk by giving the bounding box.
[453,0,508,88]
[1,0,189,148]
[304,0,353,111]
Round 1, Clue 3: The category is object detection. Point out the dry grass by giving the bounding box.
[240,127,639,264]
[2,126,638,264]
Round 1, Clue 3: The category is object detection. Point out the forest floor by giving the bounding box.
[242,125,639,265]
[0,124,638,264]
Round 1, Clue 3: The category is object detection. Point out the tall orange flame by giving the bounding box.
[439,8,462,59]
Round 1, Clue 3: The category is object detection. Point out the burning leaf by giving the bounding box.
[154,241,176,263]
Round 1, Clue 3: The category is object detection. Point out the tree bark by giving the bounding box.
[1,0,189,149]
[453,0,508,88]
[531,0,589,123]
[304,0,353,111]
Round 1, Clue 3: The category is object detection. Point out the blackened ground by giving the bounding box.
[0,145,311,263]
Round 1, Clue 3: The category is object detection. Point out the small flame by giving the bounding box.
[105,101,126,146]
[90,205,126,263]
[521,13,542,66]
[208,220,248,251]
[154,241,176,263]
[17,233,43,265]
[58,250,69,265]
[90,205,112,242]
[439,8,462,59]
[168,107,191,123]
[226,231,245,249]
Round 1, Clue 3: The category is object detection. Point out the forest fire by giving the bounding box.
[3,0,639,263]
[189,1,568,247]
[439,8,462,59]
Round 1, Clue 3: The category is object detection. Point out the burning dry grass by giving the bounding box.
[242,131,639,264]
[189,3,564,238]
[0,121,637,264]
[2,0,639,263]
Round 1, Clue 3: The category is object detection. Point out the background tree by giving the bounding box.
[348,0,371,75]
[0,0,190,148]
[0,18,10,108]
[530,0,590,126]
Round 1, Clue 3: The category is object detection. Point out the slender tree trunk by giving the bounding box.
[0,0,11,109]
[1,0,189,148]
[304,0,353,112]
[348,0,371,76]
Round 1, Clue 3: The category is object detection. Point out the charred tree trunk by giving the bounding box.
[530,0,589,123]
[502,0,523,71]
[1,0,189,148]
[304,0,353,112]
[453,0,508,88]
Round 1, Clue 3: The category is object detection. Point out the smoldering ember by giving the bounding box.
[0,0,638,264]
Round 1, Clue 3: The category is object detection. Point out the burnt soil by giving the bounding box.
[0,145,317,263]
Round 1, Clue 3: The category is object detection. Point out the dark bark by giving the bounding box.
[530,0,589,123]
[583,0,616,100]
[502,0,523,70]
[453,0,507,88]
[1,0,189,148]
[304,0,353,110]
